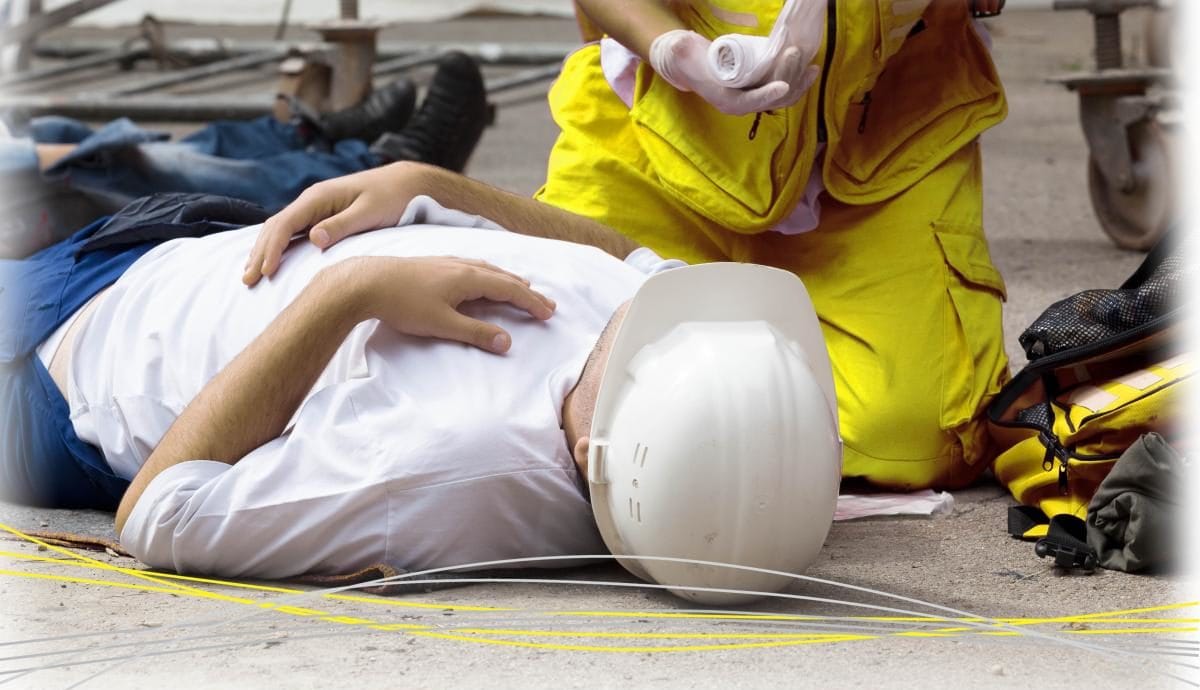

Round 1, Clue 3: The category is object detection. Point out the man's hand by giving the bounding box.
[347,256,556,354]
[244,164,415,286]
[243,162,641,284]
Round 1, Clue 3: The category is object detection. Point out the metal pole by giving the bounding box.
[34,39,577,64]
[109,49,288,97]
[371,50,442,77]
[0,46,142,88]
[485,63,562,94]
[0,94,275,120]
[0,0,119,46]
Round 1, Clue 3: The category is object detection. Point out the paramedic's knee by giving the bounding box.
[839,392,988,491]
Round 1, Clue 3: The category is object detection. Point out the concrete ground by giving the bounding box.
[1,9,1194,689]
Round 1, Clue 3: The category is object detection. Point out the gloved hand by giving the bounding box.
[648,29,818,116]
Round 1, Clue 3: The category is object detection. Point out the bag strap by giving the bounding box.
[1007,505,1048,539]
[1034,515,1099,571]
[1120,229,1175,290]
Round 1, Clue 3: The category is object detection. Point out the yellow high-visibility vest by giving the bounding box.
[622,0,1006,232]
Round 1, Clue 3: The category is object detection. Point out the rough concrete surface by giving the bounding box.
[1,9,1194,690]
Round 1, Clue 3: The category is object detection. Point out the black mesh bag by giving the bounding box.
[1018,238,1182,361]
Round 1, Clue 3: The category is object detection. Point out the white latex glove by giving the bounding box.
[707,0,825,90]
[649,29,817,116]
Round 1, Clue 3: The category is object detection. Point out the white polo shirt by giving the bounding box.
[63,201,681,579]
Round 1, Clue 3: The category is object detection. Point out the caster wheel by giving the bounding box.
[1087,120,1175,251]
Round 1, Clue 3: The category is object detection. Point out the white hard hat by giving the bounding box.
[587,263,842,605]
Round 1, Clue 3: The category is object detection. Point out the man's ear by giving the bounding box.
[572,436,590,477]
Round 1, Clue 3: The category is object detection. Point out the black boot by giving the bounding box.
[369,51,490,173]
[295,77,417,144]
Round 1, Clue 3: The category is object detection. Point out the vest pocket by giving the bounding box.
[827,6,1005,203]
[629,68,801,230]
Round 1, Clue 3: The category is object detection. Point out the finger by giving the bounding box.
[770,46,804,84]
[438,310,514,354]
[457,272,557,321]
[253,184,347,280]
[443,258,532,287]
[798,64,821,94]
[739,80,791,113]
[308,196,389,251]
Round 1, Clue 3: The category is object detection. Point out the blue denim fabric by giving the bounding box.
[0,137,36,174]
[29,115,134,145]
[39,116,380,212]
[0,193,270,509]
[0,218,153,509]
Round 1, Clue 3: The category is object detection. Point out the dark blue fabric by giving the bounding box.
[0,193,266,509]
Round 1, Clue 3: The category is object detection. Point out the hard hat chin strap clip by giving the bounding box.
[588,439,609,484]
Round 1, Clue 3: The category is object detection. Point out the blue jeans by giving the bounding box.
[37,115,380,212]
[0,193,270,509]
[1,116,380,257]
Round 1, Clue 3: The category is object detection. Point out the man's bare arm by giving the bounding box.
[243,162,640,286]
[116,256,555,533]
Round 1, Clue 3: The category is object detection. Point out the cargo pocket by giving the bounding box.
[629,70,803,232]
[935,224,1007,464]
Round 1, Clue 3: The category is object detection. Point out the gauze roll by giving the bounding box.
[708,35,774,89]
[706,0,824,89]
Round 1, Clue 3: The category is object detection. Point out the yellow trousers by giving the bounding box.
[536,46,1010,489]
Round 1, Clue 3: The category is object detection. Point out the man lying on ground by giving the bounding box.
[0,189,673,575]
[1,170,841,602]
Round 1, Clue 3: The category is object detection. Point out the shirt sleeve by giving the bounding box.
[623,247,688,275]
[118,379,392,579]
[395,194,508,231]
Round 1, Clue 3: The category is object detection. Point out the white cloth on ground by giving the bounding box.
[63,197,682,579]
[834,490,955,521]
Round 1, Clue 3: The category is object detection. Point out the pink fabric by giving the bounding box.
[599,37,824,236]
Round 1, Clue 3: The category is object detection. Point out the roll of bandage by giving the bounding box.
[707,34,774,89]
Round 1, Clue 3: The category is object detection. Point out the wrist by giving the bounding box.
[316,258,379,326]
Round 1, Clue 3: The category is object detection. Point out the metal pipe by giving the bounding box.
[35,39,576,64]
[370,50,442,77]
[109,49,288,97]
[0,94,274,120]
[0,0,118,46]
[0,46,143,88]
[485,63,562,94]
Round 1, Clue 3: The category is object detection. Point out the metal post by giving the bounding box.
[0,0,118,46]
[371,50,442,78]
[485,63,562,94]
[33,39,578,65]
[0,93,275,120]
[0,46,143,89]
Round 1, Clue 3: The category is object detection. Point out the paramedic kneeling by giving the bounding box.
[245,0,1012,492]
